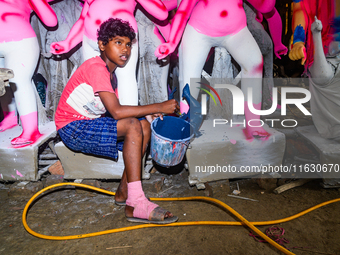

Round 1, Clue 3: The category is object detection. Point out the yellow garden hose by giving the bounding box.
[22,183,340,255]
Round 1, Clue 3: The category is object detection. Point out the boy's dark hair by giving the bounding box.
[97,18,136,45]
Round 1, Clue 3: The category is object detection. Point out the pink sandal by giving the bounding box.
[126,197,178,224]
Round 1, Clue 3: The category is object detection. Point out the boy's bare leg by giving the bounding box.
[309,17,334,84]
[114,118,173,219]
[115,119,151,203]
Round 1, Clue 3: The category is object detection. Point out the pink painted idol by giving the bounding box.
[0,0,58,146]
[50,0,169,106]
[289,0,335,68]
[155,0,287,139]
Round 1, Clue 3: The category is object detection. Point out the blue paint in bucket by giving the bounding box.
[150,116,194,167]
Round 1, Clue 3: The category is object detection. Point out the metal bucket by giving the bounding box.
[150,116,194,167]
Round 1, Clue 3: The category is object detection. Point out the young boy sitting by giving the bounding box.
[55,18,179,224]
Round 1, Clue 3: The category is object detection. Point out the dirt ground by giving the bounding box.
[1,169,340,255]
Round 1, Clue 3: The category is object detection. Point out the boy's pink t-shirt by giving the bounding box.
[55,56,117,130]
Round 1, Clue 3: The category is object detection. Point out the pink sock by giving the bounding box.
[0,111,18,132]
[126,181,158,219]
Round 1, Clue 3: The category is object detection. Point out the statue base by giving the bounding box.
[296,125,340,187]
[186,118,286,188]
[55,142,151,180]
[0,121,57,181]
[55,141,125,180]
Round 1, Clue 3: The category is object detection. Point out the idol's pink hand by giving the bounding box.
[50,41,69,54]
[155,43,174,59]
[274,43,288,59]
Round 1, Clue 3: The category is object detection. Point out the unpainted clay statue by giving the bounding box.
[308,17,340,139]
[289,0,340,139]
[0,0,58,146]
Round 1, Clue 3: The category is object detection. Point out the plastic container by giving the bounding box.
[150,116,194,167]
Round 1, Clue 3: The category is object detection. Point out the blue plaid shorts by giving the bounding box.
[58,117,124,161]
